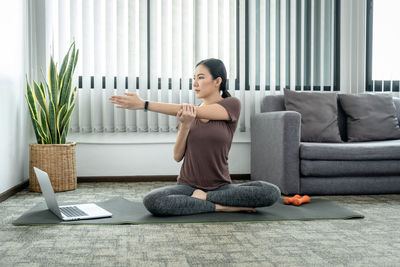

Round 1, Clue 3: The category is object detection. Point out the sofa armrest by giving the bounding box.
[250,111,301,195]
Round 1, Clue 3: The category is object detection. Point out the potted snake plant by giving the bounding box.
[26,42,79,192]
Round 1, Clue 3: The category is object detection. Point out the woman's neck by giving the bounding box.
[202,94,223,105]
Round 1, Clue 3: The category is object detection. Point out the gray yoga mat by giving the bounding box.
[12,197,364,226]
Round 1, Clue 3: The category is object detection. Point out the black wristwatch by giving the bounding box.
[144,101,149,112]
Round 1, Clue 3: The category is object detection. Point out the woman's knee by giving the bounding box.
[259,181,281,205]
[143,185,194,216]
[143,190,160,215]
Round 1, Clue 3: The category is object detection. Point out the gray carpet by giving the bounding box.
[12,197,363,225]
[1,180,400,266]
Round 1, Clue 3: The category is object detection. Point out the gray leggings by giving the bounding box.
[143,181,281,216]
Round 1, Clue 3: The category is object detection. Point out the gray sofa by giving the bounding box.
[250,95,400,195]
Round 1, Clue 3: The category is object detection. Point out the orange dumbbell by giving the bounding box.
[283,194,301,205]
[292,195,310,206]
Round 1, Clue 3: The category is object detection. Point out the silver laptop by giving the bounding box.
[34,167,112,221]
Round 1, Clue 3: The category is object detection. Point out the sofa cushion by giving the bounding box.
[300,139,400,160]
[301,160,400,177]
[261,94,349,141]
[283,89,342,143]
[339,93,400,142]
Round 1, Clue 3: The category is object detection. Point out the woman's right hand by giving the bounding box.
[109,92,145,110]
[177,104,197,128]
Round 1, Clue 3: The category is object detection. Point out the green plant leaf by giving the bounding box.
[60,103,75,144]
[33,81,47,115]
[56,104,67,141]
[25,82,41,143]
[38,106,50,143]
[48,56,59,143]
[59,43,78,110]
[26,96,47,144]
[49,56,59,105]
[58,42,74,89]
[69,86,77,107]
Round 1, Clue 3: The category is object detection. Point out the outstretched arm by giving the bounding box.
[109,92,182,116]
[109,92,231,120]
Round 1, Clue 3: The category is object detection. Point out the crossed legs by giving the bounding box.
[143,180,281,216]
[190,189,257,213]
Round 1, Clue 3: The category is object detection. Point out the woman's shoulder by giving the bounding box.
[218,96,240,102]
[218,96,241,109]
[217,96,240,105]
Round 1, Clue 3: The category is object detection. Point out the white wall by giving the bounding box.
[67,132,251,176]
[0,0,32,194]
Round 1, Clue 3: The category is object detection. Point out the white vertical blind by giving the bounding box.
[320,0,325,91]
[331,0,335,90]
[127,0,138,132]
[80,0,91,133]
[239,0,246,132]
[356,0,366,93]
[149,0,159,132]
[69,0,81,132]
[310,0,315,91]
[228,0,236,97]
[340,0,367,94]
[116,0,127,132]
[208,0,218,58]
[260,0,266,100]
[280,0,286,92]
[249,0,256,123]
[218,0,227,70]
[160,0,170,132]
[93,0,104,133]
[138,0,148,132]
[181,0,193,109]
[105,0,116,132]
[300,0,305,91]
[170,0,181,130]
[290,0,296,90]
[270,0,276,94]
[58,0,69,64]
[37,0,339,135]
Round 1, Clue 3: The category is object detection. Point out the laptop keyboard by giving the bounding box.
[60,206,88,217]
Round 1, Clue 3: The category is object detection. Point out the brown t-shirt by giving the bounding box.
[176,97,241,190]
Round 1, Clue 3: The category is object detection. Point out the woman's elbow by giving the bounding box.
[174,154,183,162]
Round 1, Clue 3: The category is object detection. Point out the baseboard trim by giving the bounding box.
[0,181,29,203]
[78,174,251,182]
[0,174,251,202]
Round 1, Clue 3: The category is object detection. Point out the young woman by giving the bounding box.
[109,58,281,216]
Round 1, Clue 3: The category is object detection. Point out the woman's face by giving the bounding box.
[193,64,220,98]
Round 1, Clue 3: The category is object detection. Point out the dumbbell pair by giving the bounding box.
[283,194,310,206]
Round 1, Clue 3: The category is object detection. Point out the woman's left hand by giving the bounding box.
[109,92,145,110]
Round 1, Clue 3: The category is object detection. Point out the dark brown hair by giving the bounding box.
[196,58,231,98]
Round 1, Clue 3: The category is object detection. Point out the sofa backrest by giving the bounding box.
[261,95,400,142]
[393,97,400,124]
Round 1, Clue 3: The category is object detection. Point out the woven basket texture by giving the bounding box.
[29,142,77,192]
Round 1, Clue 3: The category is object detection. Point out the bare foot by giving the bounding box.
[191,190,256,213]
[191,189,207,200]
[215,204,256,213]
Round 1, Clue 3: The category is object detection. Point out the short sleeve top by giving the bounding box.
[176,97,241,190]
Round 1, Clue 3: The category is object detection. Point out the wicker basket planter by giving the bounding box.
[29,142,77,192]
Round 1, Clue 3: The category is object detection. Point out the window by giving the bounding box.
[367,0,400,92]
